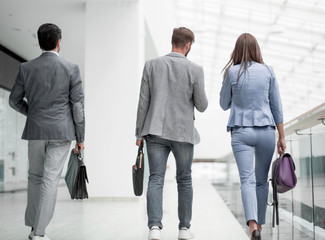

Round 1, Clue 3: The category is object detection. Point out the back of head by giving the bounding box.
[223,33,264,83]
[37,23,62,51]
[171,27,195,49]
[232,33,263,65]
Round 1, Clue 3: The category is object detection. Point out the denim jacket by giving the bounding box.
[220,62,283,131]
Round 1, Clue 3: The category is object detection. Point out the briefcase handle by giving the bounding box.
[138,141,144,169]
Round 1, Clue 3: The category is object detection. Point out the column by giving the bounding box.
[84,0,144,197]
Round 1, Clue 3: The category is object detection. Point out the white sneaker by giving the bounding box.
[32,235,50,240]
[28,231,34,240]
[178,227,194,239]
[148,226,161,240]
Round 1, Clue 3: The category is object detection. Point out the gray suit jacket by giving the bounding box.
[136,52,208,145]
[9,52,85,142]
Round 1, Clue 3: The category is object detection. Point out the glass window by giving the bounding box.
[0,88,28,192]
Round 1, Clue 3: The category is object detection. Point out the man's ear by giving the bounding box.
[185,42,192,51]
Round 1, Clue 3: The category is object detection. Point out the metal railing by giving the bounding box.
[279,102,325,240]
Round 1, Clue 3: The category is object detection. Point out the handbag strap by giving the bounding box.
[272,180,279,227]
[268,173,279,228]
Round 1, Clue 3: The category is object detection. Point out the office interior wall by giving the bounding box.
[84,1,144,197]
[142,0,177,56]
[144,22,158,61]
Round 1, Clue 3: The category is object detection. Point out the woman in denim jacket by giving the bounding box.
[220,33,286,240]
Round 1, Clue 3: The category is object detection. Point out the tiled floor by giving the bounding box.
[0,178,249,240]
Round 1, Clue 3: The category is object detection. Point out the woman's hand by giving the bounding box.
[276,123,286,155]
[277,138,286,155]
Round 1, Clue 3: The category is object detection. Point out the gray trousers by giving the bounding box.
[25,140,71,236]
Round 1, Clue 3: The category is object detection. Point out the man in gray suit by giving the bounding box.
[136,27,208,240]
[9,23,85,240]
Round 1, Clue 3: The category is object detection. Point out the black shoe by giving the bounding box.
[251,230,261,240]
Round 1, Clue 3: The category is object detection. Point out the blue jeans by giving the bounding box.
[145,135,194,230]
[231,126,275,225]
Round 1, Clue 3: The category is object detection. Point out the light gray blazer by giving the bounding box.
[9,52,85,142]
[136,52,208,145]
[220,62,283,131]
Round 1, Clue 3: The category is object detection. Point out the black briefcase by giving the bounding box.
[132,142,144,196]
[65,148,89,200]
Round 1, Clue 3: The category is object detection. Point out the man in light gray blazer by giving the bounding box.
[136,27,208,240]
[9,23,85,240]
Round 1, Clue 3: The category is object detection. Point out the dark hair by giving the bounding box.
[222,33,264,84]
[37,23,62,51]
[171,27,195,48]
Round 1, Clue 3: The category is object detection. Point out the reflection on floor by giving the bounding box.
[0,182,27,192]
[214,183,325,240]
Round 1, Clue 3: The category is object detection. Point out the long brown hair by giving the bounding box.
[222,33,264,84]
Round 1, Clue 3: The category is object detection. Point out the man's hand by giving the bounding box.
[74,142,85,154]
[136,139,143,146]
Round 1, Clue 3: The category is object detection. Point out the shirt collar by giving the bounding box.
[166,52,186,58]
[42,50,59,56]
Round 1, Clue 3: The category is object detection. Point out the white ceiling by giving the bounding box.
[176,0,325,122]
[0,0,86,75]
[0,0,138,79]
